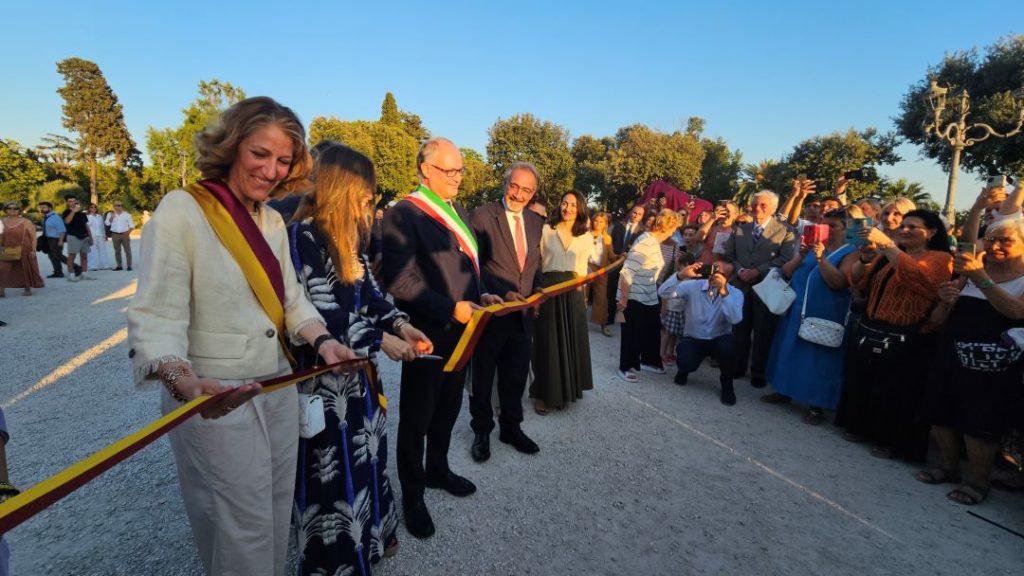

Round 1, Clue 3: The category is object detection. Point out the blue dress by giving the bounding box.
[765,244,855,410]
[290,222,405,576]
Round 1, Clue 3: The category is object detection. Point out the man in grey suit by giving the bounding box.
[723,191,795,388]
[468,162,545,461]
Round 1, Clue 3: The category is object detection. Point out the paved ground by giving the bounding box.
[1,245,1022,575]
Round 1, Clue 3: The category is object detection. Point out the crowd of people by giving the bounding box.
[603,177,1024,512]
[0,93,993,576]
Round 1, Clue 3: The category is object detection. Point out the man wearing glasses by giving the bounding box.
[381,137,502,539]
[468,162,544,463]
[61,197,94,281]
[106,201,134,271]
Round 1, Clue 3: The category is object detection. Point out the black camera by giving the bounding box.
[699,263,721,279]
[843,169,866,180]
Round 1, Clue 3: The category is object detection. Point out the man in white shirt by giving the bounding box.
[658,262,744,405]
[106,201,134,271]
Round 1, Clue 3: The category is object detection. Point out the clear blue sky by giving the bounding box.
[1,0,1019,209]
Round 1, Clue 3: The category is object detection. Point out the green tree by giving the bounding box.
[34,133,79,180]
[33,180,86,210]
[56,57,141,204]
[896,35,1024,177]
[309,116,419,201]
[380,92,401,125]
[145,80,246,196]
[456,148,498,208]
[0,139,48,206]
[879,177,939,210]
[734,160,777,208]
[486,113,574,207]
[778,128,901,201]
[606,124,705,214]
[571,135,613,204]
[695,136,743,203]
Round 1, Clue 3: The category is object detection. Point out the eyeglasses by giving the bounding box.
[507,182,536,196]
[984,236,1017,246]
[427,163,465,179]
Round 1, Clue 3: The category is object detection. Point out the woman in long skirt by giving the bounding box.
[86,203,112,270]
[531,190,593,414]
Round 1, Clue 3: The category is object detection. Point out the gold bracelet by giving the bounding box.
[160,365,192,403]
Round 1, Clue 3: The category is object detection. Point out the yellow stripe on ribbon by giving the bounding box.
[443,257,624,372]
[185,184,295,366]
[0,359,367,535]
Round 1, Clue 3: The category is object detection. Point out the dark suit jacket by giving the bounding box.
[610,221,643,255]
[723,218,795,288]
[381,198,485,333]
[470,202,543,328]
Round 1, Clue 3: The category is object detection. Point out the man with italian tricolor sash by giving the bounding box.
[381,137,503,539]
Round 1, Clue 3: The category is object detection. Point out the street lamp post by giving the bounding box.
[923,79,1024,223]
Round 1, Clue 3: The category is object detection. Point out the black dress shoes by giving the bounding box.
[113,267,122,271]
[424,471,476,497]
[498,429,540,454]
[750,376,767,388]
[471,433,491,462]
[402,500,435,539]
[720,384,737,406]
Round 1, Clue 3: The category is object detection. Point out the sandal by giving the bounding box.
[947,484,987,505]
[533,401,549,416]
[915,468,961,485]
[842,431,866,443]
[802,409,824,426]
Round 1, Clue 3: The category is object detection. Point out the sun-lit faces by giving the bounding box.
[896,216,933,250]
[504,168,538,213]
[421,140,464,201]
[591,213,608,234]
[751,196,774,224]
[983,230,1023,262]
[559,193,578,223]
[628,206,644,224]
[226,123,294,209]
[881,207,903,231]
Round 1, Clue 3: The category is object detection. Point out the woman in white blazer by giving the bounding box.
[127,97,357,576]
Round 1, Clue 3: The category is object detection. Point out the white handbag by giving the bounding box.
[298,393,326,439]
[752,268,796,315]
[796,268,845,348]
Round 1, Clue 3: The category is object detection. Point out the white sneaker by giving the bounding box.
[68,275,79,282]
[81,274,96,280]
[640,364,666,374]
[617,370,639,383]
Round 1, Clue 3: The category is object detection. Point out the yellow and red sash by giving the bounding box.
[0,359,367,534]
[443,257,625,372]
[186,180,295,366]
[404,184,480,277]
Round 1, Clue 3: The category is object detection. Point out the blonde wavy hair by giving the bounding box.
[650,209,684,234]
[293,143,376,284]
[194,96,311,191]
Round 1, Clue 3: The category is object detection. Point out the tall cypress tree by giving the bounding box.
[56,57,141,204]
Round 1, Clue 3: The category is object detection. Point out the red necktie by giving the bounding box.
[514,215,527,271]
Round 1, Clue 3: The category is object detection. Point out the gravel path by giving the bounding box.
[1,247,1022,575]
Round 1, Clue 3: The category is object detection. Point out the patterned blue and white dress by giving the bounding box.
[291,221,405,576]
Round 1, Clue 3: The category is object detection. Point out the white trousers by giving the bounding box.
[163,379,298,576]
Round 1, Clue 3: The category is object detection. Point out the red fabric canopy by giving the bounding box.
[640,181,714,224]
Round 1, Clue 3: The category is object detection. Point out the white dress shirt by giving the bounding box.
[106,211,135,233]
[657,275,744,340]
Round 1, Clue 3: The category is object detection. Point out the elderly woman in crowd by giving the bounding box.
[128,97,357,576]
[588,211,614,332]
[532,190,593,414]
[762,207,862,424]
[289,143,432,573]
[917,183,1024,505]
[837,209,952,461]
[616,209,684,382]
[0,203,44,296]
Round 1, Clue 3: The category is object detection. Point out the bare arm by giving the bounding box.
[819,249,855,291]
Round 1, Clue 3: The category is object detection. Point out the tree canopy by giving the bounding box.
[56,57,141,204]
[770,128,902,201]
[0,139,47,206]
[486,113,574,208]
[896,35,1024,177]
[309,117,420,202]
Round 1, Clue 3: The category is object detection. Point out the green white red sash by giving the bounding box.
[404,184,480,276]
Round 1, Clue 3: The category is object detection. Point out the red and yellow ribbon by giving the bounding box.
[443,257,624,372]
[0,359,367,535]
